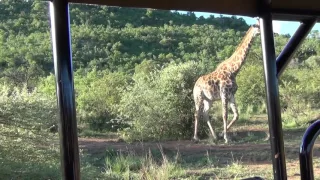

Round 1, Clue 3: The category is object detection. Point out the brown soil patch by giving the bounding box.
[78,129,320,179]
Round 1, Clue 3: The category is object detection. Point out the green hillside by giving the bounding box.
[1,0,320,179]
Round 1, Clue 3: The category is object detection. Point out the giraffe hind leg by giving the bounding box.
[221,93,229,144]
[227,95,239,130]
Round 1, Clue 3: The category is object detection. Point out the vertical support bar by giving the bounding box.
[299,119,320,180]
[49,1,81,180]
[276,19,316,77]
[259,10,287,180]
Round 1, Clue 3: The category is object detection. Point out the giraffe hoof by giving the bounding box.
[192,137,200,143]
[208,137,218,145]
[264,133,270,141]
[224,137,231,144]
[213,139,218,145]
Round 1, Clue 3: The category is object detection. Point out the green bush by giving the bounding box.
[74,69,130,131]
[305,56,320,68]
[0,84,61,179]
[279,68,320,126]
[236,64,266,114]
[0,83,58,130]
[119,61,208,141]
[0,83,107,179]
[37,70,131,131]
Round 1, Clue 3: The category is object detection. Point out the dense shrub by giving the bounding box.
[0,84,61,179]
[236,64,266,114]
[279,68,320,126]
[0,84,105,179]
[74,69,130,131]
[0,83,57,130]
[37,70,130,131]
[119,61,208,141]
[305,56,320,68]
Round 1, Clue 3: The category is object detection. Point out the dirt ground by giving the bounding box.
[78,128,320,180]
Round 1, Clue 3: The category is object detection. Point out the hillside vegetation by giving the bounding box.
[1,0,320,138]
[1,1,320,178]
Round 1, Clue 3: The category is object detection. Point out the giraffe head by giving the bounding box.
[251,20,260,36]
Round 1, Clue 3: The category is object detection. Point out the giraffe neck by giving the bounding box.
[228,26,256,74]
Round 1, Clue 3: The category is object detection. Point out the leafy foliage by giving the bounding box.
[236,64,266,114]
[0,83,107,179]
[279,68,320,126]
[1,0,320,143]
[0,84,60,179]
[3,1,320,179]
[0,84,57,130]
[0,0,250,85]
[74,69,130,131]
[119,61,207,141]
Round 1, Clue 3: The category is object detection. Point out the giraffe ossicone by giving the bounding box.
[193,22,260,144]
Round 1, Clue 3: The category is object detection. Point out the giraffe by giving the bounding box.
[193,22,260,143]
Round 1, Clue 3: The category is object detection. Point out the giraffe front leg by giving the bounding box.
[192,92,203,142]
[204,113,217,141]
[227,95,239,130]
[193,111,200,142]
[221,95,229,144]
[193,100,203,142]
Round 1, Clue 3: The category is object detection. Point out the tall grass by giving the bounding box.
[104,146,185,179]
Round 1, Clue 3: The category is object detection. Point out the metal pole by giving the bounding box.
[299,119,320,180]
[49,1,81,180]
[259,10,287,180]
[276,19,316,77]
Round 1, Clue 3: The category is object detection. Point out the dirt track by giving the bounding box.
[77,129,320,179]
[78,136,320,164]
